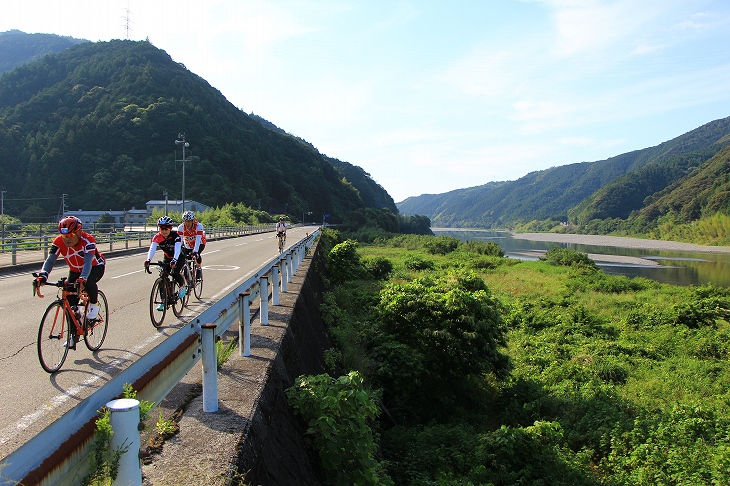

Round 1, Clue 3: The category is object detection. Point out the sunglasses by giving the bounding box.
[159,225,172,230]
[60,228,75,235]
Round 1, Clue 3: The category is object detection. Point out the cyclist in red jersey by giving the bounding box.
[144,216,187,305]
[177,211,206,266]
[35,216,106,348]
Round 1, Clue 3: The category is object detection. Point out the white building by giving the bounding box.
[146,199,211,215]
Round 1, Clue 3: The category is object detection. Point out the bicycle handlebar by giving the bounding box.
[31,272,79,298]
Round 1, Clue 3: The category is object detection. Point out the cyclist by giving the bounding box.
[276,216,287,245]
[144,216,187,310]
[35,216,106,349]
[177,211,206,267]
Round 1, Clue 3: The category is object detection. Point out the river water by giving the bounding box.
[432,229,730,288]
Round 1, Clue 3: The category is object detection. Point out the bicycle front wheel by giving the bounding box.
[171,279,185,318]
[84,290,109,351]
[193,265,203,300]
[150,278,167,328]
[37,301,70,373]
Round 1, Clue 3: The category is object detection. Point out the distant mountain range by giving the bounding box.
[398,116,730,229]
[0,31,395,222]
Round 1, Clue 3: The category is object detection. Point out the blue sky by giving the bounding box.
[2,1,730,203]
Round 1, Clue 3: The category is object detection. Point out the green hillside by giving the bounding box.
[0,39,394,222]
[398,116,730,229]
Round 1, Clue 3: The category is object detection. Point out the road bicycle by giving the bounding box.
[182,251,204,301]
[277,231,285,254]
[146,261,187,328]
[32,273,109,373]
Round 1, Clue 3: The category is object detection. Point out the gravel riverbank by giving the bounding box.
[511,233,730,254]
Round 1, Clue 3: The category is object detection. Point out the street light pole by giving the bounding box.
[175,133,190,214]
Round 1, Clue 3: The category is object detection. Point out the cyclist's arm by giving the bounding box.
[41,252,58,275]
[80,253,94,280]
[146,241,158,261]
[172,240,182,261]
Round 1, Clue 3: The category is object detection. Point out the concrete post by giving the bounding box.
[107,398,142,486]
[201,323,218,412]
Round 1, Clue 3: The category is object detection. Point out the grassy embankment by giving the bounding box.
[296,232,730,485]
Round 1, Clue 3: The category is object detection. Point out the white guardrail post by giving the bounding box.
[239,291,251,357]
[286,253,294,282]
[201,323,219,413]
[281,258,289,292]
[107,398,142,486]
[272,264,280,306]
[260,275,269,325]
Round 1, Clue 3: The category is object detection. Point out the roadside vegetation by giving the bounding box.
[288,228,730,485]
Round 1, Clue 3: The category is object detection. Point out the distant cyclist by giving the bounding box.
[177,211,206,266]
[144,216,187,308]
[276,216,287,244]
[35,217,106,348]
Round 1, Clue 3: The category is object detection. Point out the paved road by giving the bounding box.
[0,226,316,461]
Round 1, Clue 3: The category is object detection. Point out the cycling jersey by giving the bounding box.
[147,230,183,261]
[276,222,287,234]
[43,232,105,278]
[177,221,206,252]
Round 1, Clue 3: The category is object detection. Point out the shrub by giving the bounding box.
[542,247,598,269]
[362,256,393,280]
[403,254,434,271]
[328,240,366,283]
[424,235,461,255]
[286,372,392,486]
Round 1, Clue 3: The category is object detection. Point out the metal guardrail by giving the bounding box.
[0,228,320,485]
[0,224,276,265]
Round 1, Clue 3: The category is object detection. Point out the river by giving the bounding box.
[432,229,730,288]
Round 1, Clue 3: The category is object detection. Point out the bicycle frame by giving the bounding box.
[34,277,88,337]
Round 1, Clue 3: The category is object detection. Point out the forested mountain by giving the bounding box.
[0,39,393,222]
[398,116,730,228]
[0,30,87,75]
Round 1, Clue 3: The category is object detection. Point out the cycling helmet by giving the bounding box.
[58,216,82,235]
[182,211,195,222]
[157,215,174,227]
[279,216,284,221]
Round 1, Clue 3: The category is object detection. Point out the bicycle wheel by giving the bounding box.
[192,265,203,300]
[84,290,109,351]
[150,278,167,328]
[37,301,70,373]
[171,279,186,318]
[278,236,284,253]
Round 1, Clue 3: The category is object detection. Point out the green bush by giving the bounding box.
[542,247,598,269]
[328,240,366,284]
[286,371,392,486]
[403,254,434,271]
[362,256,393,280]
[424,235,461,255]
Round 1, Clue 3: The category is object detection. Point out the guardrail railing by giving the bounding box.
[0,224,276,265]
[0,228,320,486]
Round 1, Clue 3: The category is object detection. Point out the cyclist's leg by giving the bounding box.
[172,255,186,288]
[196,244,205,265]
[66,271,81,307]
[85,265,105,319]
[85,265,104,304]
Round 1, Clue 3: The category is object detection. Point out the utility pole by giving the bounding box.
[175,134,190,214]
[163,191,169,215]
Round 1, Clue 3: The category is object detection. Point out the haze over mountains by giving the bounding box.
[3,30,730,234]
[398,116,730,230]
